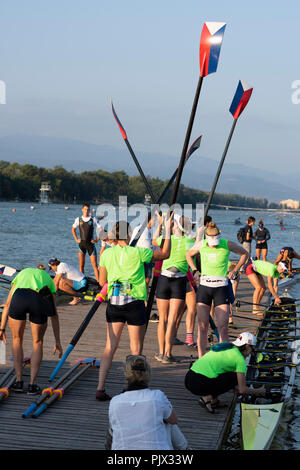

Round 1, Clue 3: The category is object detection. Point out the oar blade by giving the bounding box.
[199,22,226,77]
[111,99,127,140]
[186,135,202,161]
[229,80,253,119]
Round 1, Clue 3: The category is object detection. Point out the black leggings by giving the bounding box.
[185,368,238,399]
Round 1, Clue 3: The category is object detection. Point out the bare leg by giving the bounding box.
[185,289,196,343]
[262,249,267,262]
[156,298,170,356]
[196,303,211,357]
[164,298,184,357]
[127,324,146,355]
[247,273,266,314]
[78,251,85,274]
[256,248,261,260]
[97,322,124,391]
[30,322,47,384]
[8,318,26,381]
[90,254,99,283]
[214,304,230,343]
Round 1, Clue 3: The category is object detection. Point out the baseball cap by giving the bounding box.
[232,332,257,347]
[278,262,288,272]
[48,258,58,267]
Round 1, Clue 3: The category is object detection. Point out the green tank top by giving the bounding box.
[199,238,230,277]
[253,260,279,278]
[157,235,194,274]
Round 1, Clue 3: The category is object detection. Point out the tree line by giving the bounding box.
[0,160,279,209]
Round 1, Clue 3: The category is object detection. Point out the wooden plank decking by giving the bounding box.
[0,276,264,450]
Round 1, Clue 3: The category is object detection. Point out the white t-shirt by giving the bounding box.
[56,262,85,282]
[130,225,153,249]
[109,388,173,450]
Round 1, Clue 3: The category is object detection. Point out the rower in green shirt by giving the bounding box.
[244,258,288,315]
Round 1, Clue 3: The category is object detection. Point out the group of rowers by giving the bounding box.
[0,204,299,447]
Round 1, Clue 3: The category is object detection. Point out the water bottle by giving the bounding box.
[112,281,120,296]
[0,340,6,364]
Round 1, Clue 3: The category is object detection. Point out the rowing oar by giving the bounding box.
[203,80,253,219]
[48,284,107,382]
[146,22,226,320]
[22,358,92,417]
[34,359,99,418]
[0,357,31,402]
[111,98,202,245]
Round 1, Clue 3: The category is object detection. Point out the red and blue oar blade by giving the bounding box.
[111,99,127,140]
[185,135,202,161]
[199,22,226,77]
[229,80,253,119]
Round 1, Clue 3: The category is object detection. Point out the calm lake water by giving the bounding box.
[1,201,300,449]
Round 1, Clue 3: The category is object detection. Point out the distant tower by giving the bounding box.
[40,182,52,204]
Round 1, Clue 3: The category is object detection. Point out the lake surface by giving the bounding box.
[1,201,300,449]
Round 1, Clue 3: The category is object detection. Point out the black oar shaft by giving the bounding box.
[125,139,156,203]
[204,118,237,219]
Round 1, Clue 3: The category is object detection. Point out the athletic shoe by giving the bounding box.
[96,389,111,401]
[174,337,184,345]
[154,353,164,362]
[149,313,159,323]
[184,342,198,349]
[11,380,24,393]
[27,384,41,395]
[161,355,179,364]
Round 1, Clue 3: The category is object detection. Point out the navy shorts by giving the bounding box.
[196,284,231,307]
[106,300,147,326]
[8,288,56,325]
[156,275,187,300]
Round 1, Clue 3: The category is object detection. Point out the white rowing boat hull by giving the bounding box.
[241,402,284,450]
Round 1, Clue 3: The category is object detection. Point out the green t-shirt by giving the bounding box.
[191,345,247,378]
[99,245,153,300]
[253,260,280,278]
[12,268,56,296]
[157,235,194,274]
[199,238,230,278]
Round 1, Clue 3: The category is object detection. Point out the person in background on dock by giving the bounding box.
[0,267,63,394]
[244,258,288,315]
[152,214,194,364]
[48,258,87,306]
[227,261,240,325]
[98,231,117,261]
[184,332,265,413]
[242,216,255,256]
[72,203,101,283]
[254,219,270,262]
[106,355,188,450]
[96,216,172,401]
[274,247,300,275]
[186,222,248,357]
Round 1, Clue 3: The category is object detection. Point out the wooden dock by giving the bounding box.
[0,276,265,450]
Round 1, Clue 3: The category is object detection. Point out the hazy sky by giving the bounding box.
[1,0,300,175]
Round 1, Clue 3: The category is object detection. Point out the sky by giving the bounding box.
[0,0,300,175]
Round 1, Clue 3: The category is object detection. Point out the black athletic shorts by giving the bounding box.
[186,278,193,294]
[185,368,238,399]
[79,240,97,256]
[8,288,56,325]
[106,300,147,326]
[256,242,268,250]
[196,284,231,307]
[156,275,187,300]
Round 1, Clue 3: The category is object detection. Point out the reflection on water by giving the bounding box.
[0,202,299,449]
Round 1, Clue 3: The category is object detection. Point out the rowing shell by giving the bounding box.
[240,292,300,450]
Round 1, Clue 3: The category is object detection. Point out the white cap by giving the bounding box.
[232,332,257,347]
[278,262,288,272]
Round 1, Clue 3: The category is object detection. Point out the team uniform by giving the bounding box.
[8,268,56,325]
[72,216,99,256]
[99,245,153,326]
[244,259,281,279]
[196,238,231,307]
[130,224,154,279]
[156,235,194,300]
[254,226,270,250]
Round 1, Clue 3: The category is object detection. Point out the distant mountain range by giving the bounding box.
[0,134,298,203]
